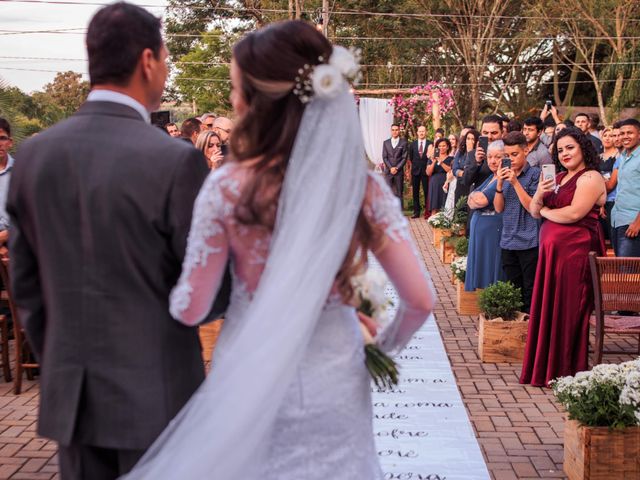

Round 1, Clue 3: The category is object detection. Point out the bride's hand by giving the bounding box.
[357,311,378,337]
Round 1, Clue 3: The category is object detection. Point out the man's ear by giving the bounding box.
[139,48,155,82]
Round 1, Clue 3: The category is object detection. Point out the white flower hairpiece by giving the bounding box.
[293,46,361,104]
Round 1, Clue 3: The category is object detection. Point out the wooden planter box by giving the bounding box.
[456,280,481,315]
[439,238,455,264]
[478,312,528,363]
[431,227,452,247]
[564,419,640,480]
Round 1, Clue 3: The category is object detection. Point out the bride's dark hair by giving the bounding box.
[231,20,382,301]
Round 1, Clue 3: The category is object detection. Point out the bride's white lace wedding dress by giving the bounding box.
[166,162,435,479]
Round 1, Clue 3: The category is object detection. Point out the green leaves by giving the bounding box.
[365,344,400,390]
[478,281,523,321]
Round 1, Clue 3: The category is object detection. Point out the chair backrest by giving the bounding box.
[0,259,19,325]
[589,252,640,313]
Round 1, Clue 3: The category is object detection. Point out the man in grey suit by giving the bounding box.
[7,3,220,478]
[382,123,408,208]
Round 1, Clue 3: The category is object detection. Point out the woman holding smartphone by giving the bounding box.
[520,127,606,387]
[426,138,453,216]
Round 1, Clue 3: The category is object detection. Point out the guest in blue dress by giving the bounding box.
[465,140,506,291]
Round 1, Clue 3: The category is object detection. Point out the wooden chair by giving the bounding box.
[0,258,39,394]
[0,290,12,382]
[588,252,640,366]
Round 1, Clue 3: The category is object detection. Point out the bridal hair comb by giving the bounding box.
[292,46,362,104]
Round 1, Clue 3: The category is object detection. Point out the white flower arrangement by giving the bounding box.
[426,211,452,229]
[351,268,398,389]
[294,46,361,103]
[450,256,467,282]
[551,358,640,428]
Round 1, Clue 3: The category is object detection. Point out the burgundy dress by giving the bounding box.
[520,169,605,387]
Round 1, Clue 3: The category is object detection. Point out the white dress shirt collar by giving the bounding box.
[391,137,399,148]
[0,154,15,176]
[87,89,151,124]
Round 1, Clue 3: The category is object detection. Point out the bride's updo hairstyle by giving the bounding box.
[231,20,382,301]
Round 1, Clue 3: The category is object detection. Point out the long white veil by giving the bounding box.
[123,87,367,478]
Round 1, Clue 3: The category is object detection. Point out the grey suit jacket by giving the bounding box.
[7,101,209,449]
[382,138,408,175]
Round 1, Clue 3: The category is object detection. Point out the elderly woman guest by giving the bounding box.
[426,138,453,216]
[465,140,506,291]
[195,130,224,169]
[520,127,606,387]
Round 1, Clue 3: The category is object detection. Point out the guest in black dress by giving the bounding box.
[427,138,453,215]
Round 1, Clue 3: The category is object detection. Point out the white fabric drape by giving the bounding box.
[359,97,393,165]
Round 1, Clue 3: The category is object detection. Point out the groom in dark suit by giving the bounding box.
[382,123,408,208]
[407,125,431,218]
[8,3,228,479]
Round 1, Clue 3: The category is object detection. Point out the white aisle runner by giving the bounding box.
[371,260,490,480]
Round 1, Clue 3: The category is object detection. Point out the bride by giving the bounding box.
[125,20,435,479]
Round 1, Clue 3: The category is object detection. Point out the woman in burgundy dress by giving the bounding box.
[520,127,607,387]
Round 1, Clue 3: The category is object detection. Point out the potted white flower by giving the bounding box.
[451,256,482,316]
[477,281,528,363]
[426,212,452,247]
[552,359,640,480]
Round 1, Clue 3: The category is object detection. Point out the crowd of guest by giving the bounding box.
[163,113,235,170]
[381,111,640,386]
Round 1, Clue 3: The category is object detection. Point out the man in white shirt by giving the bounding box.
[0,118,14,250]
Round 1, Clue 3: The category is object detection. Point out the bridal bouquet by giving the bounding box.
[352,269,399,389]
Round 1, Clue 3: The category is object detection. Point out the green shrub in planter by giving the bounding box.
[454,236,469,257]
[478,281,523,321]
[452,195,468,228]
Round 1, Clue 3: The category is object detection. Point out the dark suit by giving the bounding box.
[7,101,219,478]
[382,137,408,207]
[408,139,431,216]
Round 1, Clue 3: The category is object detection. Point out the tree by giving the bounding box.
[173,31,233,114]
[43,71,89,117]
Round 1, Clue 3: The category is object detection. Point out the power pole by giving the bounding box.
[322,0,329,36]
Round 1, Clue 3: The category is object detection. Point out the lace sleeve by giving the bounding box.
[169,167,237,326]
[364,172,437,353]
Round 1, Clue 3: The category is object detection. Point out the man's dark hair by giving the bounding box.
[589,113,600,129]
[181,117,202,138]
[0,118,10,136]
[391,123,400,128]
[435,127,445,135]
[617,118,640,130]
[164,122,177,130]
[543,117,556,128]
[506,120,522,133]
[574,112,590,121]
[481,114,504,129]
[502,131,527,148]
[564,119,575,128]
[464,125,475,130]
[523,117,544,132]
[87,2,163,87]
[612,120,622,129]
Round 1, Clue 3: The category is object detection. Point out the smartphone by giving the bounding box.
[220,144,229,156]
[478,136,489,153]
[542,164,556,187]
[545,99,553,108]
[501,157,511,169]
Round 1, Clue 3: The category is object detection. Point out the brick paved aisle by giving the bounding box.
[410,218,567,480]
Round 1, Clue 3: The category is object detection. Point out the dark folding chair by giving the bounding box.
[0,258,39,394]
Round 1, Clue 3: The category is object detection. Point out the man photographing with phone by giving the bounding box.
[461,114,504,192]
[522,117,553,168]
[493,131,541,313]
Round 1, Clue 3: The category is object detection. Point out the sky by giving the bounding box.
[0,0,168,93]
